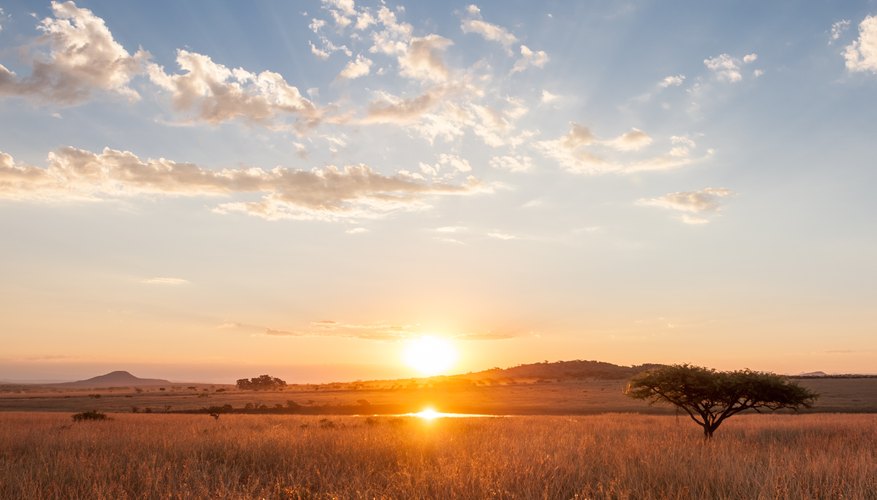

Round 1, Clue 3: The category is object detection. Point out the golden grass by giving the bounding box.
[1,413,874,499]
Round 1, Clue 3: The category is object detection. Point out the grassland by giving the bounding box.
[1,377,875,415]
[1,412,874,499]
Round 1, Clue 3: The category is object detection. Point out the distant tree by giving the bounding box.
[236,374,287,391]
[625,364,818,439]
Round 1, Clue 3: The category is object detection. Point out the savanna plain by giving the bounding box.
[0,412,877,499]
[1,412,875,499]
[1,372,876,499]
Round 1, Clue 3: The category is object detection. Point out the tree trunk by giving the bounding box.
[703,425,715,440]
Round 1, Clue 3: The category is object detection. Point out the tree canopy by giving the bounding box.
[236,374,287,391]
[625,364,818,439]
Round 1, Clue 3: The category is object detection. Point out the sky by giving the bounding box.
[0,0,875,383]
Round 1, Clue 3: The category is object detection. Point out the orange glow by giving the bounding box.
[403,335,458,376]
[414,407,441,420]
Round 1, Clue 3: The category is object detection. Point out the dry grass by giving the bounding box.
[3,377,875,415]
[1,413,874,499]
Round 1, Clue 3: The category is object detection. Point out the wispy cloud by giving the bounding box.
[222,318,514,341]
[0,147,484,220]
[637,187,733,224]
[141,277,190,286]
[460,4,518,53]
[536,124,710,175]
[512,45,549,73]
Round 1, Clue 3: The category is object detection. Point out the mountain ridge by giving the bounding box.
[51,370,172,388]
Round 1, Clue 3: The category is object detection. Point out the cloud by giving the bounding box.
[844,15,877,74]
[489,155,532,172]
[0,1,148,105]
[399,34,453,82]
[703,52,758,83]
[141,277,190,286]
[704,54,741,82]
[0,147,483,220]
[345,227,369,234]
[830,19,851,44]
[259,320,419,340]
[487,231,518,240]
[433,225,467,233]
[460,5,518,51]
[224,318,512,342]
[637,187,733,224]
[541,90,560,104]
[362,88,445,124]
[536,123,708,175]
[338,54,372,79]
[512,45,549,73]
[659,74,686,88]
[147,50,318,126]
[309,41,331,60]
[605,128,653,151]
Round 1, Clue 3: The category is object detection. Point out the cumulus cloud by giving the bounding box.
[830,19,851,44]
[703,52,758,83]
[844,15,877,74]
[536,123,710,175]
[0,147,482,220]
[399,34,453,82]
[511,45,549,73]
[704,54,741,82]
[659,74,686,88]
[637,187,733,224]
[338,54,372,79]
[460,5,518,51]
[0,1,148,104]
[147,50,318,126]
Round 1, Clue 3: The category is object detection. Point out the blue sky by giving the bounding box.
[0,1,875,382]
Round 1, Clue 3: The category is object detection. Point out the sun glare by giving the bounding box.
[414,407,441,420]
[403,335,458,376]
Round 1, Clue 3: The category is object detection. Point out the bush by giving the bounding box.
[236,374,287,391]
[72,411,109,422]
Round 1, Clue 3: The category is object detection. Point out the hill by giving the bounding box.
[52,371,172,388]
[463,360,664,381]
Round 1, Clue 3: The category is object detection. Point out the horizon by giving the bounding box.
[2,359,874,386]
[1,1,875,381]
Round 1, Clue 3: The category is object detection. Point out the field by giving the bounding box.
[1,412,874,499]
[2,377,876,415]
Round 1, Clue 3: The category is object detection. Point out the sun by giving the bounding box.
[403,335,458,376]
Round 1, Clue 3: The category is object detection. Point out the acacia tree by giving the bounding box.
[625,364,818,439]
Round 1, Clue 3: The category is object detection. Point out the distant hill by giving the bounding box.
[463,360,665,381]
[52,371,172,388]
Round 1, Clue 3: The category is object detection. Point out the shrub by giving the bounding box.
[72,411,109,422]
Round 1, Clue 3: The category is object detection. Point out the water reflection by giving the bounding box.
[401,407,499,419]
